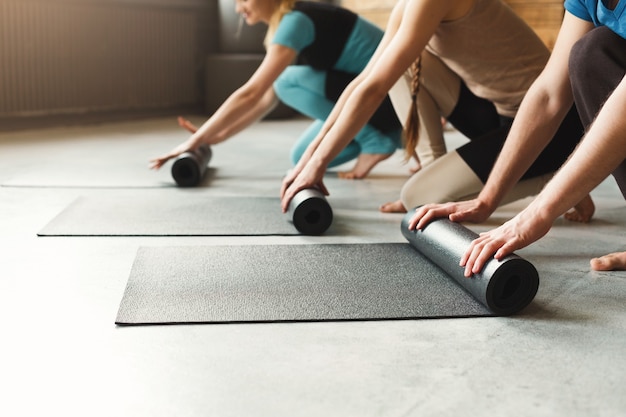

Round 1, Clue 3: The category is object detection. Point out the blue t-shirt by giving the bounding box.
[271,11,382,74]
[565,0,626,38]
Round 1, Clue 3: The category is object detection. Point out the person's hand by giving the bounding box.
[460,207,552,277]
[280,160,329,212]
[149,117,201,170]
[149,138,198,170]
[407,199,494,231]
[280,167,301,200]
[177,116,198,134]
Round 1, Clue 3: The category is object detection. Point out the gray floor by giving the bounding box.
[1,116,624,417]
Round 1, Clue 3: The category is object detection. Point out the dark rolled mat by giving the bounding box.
[401,211,539,315]
[171,145,212,187]
[115,243,493,325]
[288,188,333,235]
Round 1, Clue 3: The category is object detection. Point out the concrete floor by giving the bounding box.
[0,116,624,417]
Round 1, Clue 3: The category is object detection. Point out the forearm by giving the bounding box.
[532,76,626,220]
[296,0,406,168]
[191,87,266,145]
[190,45,296,146]
[297,73,368,166]
[477,83,573,210]
[311,82,389,167]
[213,88,278,141]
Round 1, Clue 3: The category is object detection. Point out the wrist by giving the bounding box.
[476,191,498,214]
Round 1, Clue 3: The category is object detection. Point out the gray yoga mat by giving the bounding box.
[115,212,539,325]
[38,193,321,236]
[400,211,539,316]
[115,243,493,325]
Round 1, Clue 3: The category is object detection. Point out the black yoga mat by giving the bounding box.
[171,145,212,187]
[115,214,539,325]
[287,188,333,235]
[38,190,334,236]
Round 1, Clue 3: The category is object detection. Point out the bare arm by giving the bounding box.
[280,0,407,198]
[150,44,296,169]
[462,72,626,276]
[280,0,466,211]
[409,12,595,230]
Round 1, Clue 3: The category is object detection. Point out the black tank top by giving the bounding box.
[293,1,357,70]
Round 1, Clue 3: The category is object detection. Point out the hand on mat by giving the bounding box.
[408,199,494,231]
[280,160,328,212]
[460,207,551,277]
[149,117,201,170]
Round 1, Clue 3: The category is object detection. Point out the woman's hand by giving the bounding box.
[407,199,494,231]
[460,207,552,277]
[280,159,329,212]
[149,117,201,170]
[177,116,198,134]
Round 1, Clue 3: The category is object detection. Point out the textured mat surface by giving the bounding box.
[38,193,300,236]
[115,243,492,325]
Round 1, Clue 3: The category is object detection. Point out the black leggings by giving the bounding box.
[569,26,626,198]
[448,79,584,184]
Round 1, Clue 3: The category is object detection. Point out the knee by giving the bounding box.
[569,27,614,85]
[290,140,308,166]
[274,66,301,101]
[400,176,424,210]
[274,66,313,102]
[399,183,414,211]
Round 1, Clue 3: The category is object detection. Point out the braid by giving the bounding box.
[403,57,421,161]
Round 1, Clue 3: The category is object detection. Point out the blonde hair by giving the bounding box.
[264,0,297,48]
[403,57,421,161]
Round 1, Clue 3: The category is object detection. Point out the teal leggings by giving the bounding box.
[274,66,402,167]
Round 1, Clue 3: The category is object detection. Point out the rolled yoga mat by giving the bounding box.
[401,211,539,315]
[171,145,212,187]
[288,188,333,235]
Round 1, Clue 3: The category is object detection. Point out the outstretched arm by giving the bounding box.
[409,12,595,230]
[280,0,462,211]
[150,44,296,169]
[279,0,407,200]
[461,71,626,276]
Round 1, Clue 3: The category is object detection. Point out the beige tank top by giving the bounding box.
[425,0,550,118]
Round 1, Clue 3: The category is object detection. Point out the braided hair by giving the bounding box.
[403,57,421,161]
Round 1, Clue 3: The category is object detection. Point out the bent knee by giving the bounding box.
[569,27,615,85]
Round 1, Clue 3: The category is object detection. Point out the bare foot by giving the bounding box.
[380,199,407,213]
[409,162,422,174]
[338,153,393,179]
[564,194,595,223]
[590,251,626,271]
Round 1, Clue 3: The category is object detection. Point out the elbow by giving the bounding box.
[233,83,265,104]
[356,82,389,110]
[528,79,574,120]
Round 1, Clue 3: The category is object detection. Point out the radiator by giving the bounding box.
[0,0,212,117]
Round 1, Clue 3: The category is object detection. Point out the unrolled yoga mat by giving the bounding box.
[115,214,539,325]
[115,243,493,325]
[38,193,324,236]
